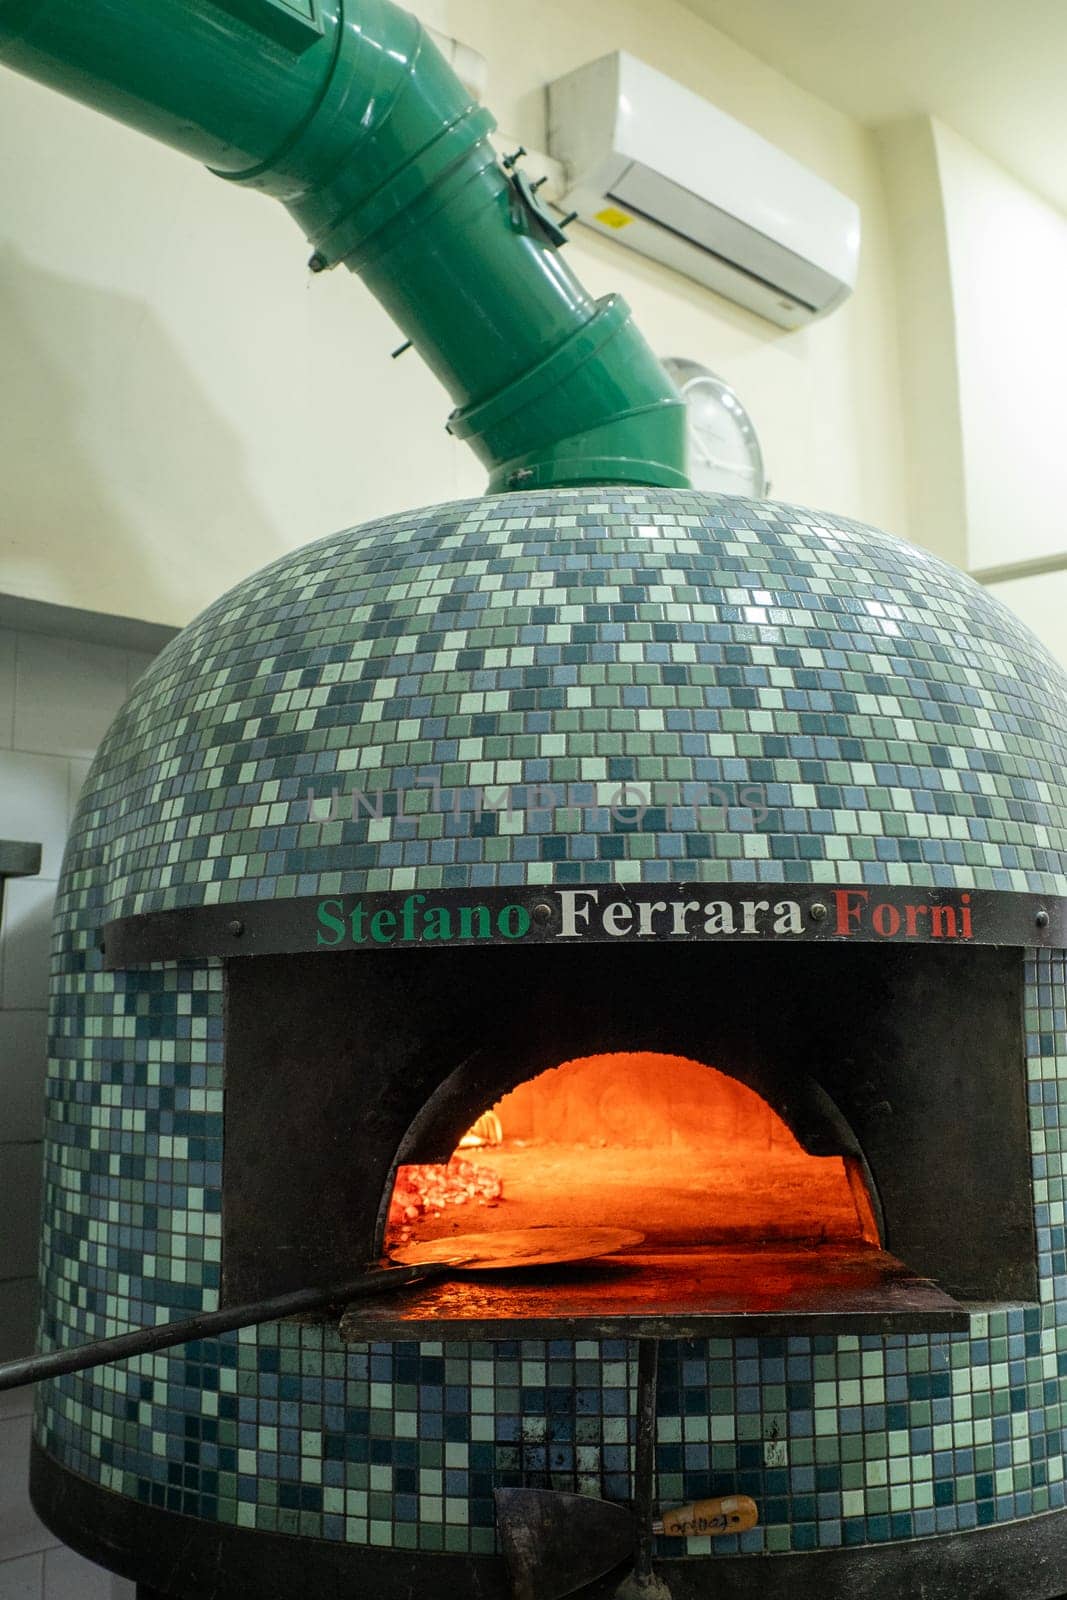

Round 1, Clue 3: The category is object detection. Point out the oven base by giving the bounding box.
[31,1441,1067,1600]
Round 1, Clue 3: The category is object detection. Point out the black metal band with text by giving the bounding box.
[101,883,1066,967]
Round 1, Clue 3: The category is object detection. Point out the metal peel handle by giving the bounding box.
[652,1495,759,1538]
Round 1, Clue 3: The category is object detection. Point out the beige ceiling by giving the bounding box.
[679,0,1067,215]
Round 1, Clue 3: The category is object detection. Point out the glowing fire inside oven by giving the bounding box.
[386,1053,879,1252]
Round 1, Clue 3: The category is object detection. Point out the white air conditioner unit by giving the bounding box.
[547,52,860,330]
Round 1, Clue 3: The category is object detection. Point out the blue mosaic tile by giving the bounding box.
[61,490,1067,913]
[33,489,1067,1558]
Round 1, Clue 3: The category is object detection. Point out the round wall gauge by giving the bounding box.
[662,358,768,498]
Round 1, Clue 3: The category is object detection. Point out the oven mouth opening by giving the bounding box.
[385,1051,882,1256]
[343,1049,966,1340]
[222,942,1030,1338]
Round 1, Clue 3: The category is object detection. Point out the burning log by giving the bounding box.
[458,1110,504,1148]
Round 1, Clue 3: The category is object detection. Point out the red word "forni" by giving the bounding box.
[832,889,973,941]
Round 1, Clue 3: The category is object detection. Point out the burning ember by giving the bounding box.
[387,1156,503,1245]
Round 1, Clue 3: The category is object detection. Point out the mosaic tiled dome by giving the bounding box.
[37,488,1067,1568]
[69,488,1067,918]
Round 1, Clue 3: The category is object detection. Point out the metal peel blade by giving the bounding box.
[494,1488,635,1600]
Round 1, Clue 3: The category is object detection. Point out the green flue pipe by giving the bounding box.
[0,0,688,491]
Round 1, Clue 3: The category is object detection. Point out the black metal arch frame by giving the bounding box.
[221,938,1034,1310]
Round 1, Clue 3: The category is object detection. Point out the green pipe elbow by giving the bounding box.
[0,0,688,491]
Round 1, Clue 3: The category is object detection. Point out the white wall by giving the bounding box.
[872,115,1067,663]
[0,0,910,629]
[986,571,1067,667]
[890,119,1067,667]
[933,121,1067,576]
[875,118,969,569]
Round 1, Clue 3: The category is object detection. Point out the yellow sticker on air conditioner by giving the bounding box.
[594,205,635,229]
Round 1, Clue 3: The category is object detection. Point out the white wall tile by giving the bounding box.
[0,1552,44,1600]
[0,753,71,880]
[0,632,15,751]
[0,1146,43,1281]
[13,636,127,762]
[0,1279,39,1363]
[0,1415,55,1562]
[0,1013,48,1143]
[43,1545,131,1600]
[0,880,56,1013]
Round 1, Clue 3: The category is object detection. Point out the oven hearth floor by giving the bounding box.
[337,1243,968,1341]
[396,1141,869,1248]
